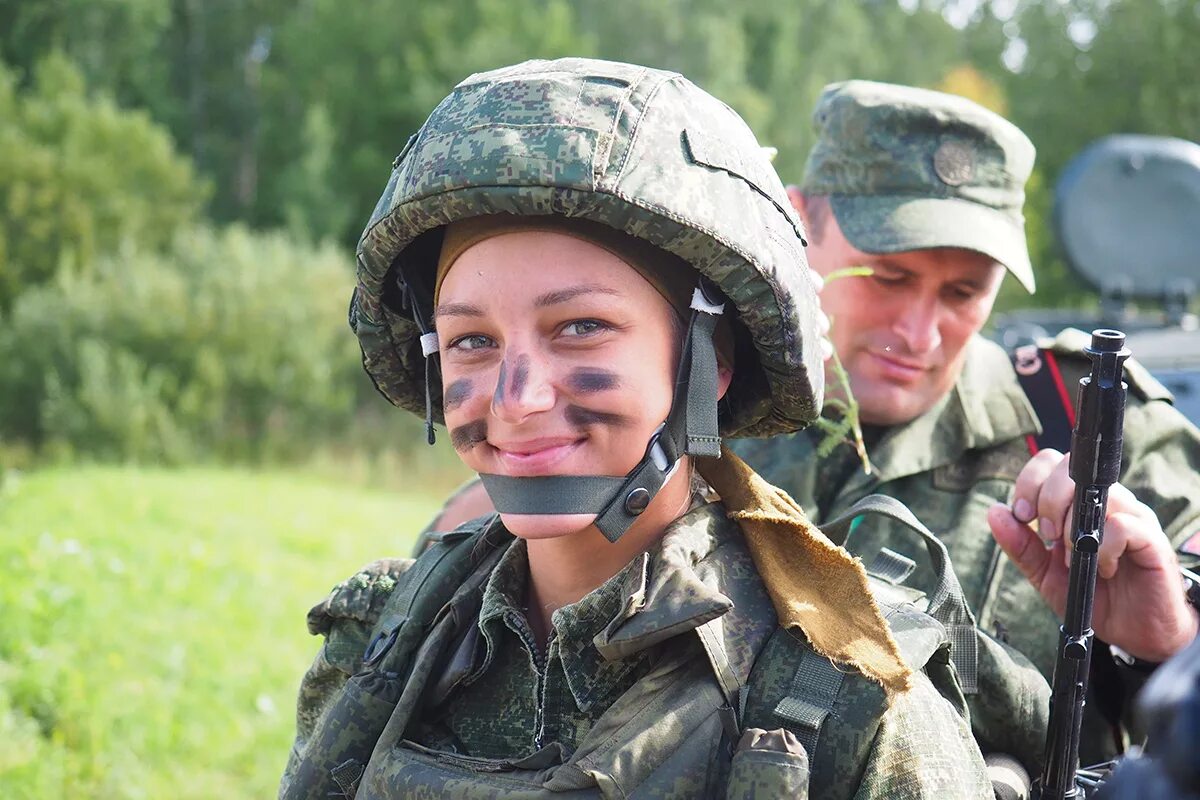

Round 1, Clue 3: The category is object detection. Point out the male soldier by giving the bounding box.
[730,80,1200,762]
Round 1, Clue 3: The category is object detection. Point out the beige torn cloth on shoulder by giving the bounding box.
[698,446,912,696]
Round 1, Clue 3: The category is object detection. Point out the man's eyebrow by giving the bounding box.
[433,302,485,320]
[533,284,622,308]
[865,258,912,275]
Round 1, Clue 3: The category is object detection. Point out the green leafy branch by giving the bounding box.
[811,266,874,475]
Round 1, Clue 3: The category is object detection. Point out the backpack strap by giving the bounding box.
[696,617,744,745]
[772,647,845,755]
[281,517,504,800]
[1011,344,1075,455]
[820,494,980,694]
[744,599,956,800]
[756,495,978,792]
[363,524,486,668]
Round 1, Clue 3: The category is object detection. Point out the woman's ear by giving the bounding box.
[785,184,807,219]
[716,362,734,401]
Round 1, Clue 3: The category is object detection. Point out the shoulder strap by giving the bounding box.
[745,622,890,800]
[281,520,501,800]
[695,617,744,745]
[1011,343,1075,455]
[820,494,979,694]
[772,646,845,755]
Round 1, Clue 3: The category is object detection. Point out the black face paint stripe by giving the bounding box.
[565,405,632,428]
[449,419,488,451]
[443,378,474,411]
[493,360,508,408]
[510,354,530,399]
[566,368,620,394]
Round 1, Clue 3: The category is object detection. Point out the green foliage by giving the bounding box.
[979,0,1200,310]
[0,1,1196,467]
[0,0,171,100]
[0,225,415,463]
[257,0,585,243]
[0,53,204,309]
[0,466,439,798]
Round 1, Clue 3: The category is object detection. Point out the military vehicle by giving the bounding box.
[991,135,1200,424]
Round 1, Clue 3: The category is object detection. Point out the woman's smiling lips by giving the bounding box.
[490,436,587,475]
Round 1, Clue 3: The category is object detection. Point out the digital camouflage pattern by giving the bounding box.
[352,57,825,439]
[410,537,649,758]
[282,56,995,799]
[732,329,1200,765]
[802,80,1037,292]
[282,503,993,799]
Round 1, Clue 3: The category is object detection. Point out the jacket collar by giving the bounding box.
[467,504,750,711]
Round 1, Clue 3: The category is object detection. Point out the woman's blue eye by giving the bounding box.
[451,334,494,351]
[562,320,605,337]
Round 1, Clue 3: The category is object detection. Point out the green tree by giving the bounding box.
[254,0,585,244]
[0,226,393,463]
[0,53,205,310]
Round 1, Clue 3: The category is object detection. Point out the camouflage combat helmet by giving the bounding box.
[350,57,824,541]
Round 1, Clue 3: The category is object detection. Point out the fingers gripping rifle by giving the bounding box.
[1034,330,1131,800]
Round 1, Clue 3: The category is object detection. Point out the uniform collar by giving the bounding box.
[468,505,742,711]
[852,335,1040,486]
[591,503,740,660]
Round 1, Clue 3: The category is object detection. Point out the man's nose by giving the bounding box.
[892,295,942,354]
[490,351,556,422]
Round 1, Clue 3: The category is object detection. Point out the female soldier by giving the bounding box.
[280,58,992,799]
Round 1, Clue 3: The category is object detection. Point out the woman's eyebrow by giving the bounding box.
[434,301,485,320]
[533,283,621,308]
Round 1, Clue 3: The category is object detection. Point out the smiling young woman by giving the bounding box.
[278,58,995,800]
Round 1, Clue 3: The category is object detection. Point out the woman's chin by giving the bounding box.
[501,512,597,540]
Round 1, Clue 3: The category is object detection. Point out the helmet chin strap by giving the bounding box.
[473,280,726,543]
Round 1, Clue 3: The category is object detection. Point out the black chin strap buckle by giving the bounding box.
[695,276,726,312]
[622,423,682,517]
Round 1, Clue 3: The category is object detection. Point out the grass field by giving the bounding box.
[0,466,444,799]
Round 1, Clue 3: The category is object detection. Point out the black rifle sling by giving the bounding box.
[1011,344,1076,455]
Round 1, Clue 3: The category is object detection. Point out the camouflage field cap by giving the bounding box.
[352,57,824,438]
[802,80,1037,292]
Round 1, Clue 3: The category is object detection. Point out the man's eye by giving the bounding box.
[561,320,606,337]
[449,334,495,351]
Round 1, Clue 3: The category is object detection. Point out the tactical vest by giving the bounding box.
[282,506,970,800]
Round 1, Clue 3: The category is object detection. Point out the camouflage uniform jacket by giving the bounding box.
[282,503,993,799]
[732,330,1200,759]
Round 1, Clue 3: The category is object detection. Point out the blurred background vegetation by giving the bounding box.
[3,0,1199,466]
[0,0,1196,796]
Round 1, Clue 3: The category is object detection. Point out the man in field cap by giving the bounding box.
[736,79,1200,766]
[801,79,1036,296]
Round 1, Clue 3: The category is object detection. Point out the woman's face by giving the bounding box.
[435,229,683,539]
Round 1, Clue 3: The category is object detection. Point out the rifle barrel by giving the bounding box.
[1035,329,1131,800]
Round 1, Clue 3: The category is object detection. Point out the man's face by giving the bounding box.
[802,200,1006,426]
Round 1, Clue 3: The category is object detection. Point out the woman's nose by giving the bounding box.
[490,351,556,422]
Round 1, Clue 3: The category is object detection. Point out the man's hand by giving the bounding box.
[988,448,1199,662]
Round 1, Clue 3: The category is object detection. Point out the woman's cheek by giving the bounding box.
[443,377,476,412]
